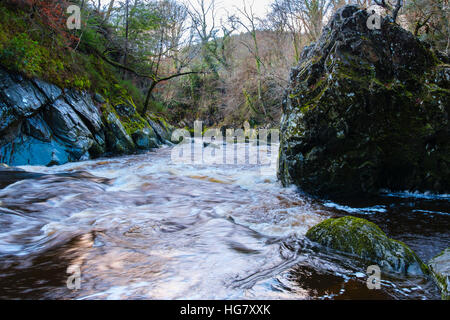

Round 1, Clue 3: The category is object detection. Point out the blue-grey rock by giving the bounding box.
[132,127,159,150]
[147,117,172,143]
[32,78,62,102]
[0,134,70,166]
[23,112,52,142]
[65,89,103,133]
[45,98,94,159]
[428,248,450,300]
[114,103,136,117]
[0,100,17,132]
[0,68,172,167]
[0,68,47,118]
[94,93,106,104]
[105,111,135,154]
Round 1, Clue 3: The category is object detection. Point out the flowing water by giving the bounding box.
[0,143,448,300]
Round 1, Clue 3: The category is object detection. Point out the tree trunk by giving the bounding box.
[123,0,129,75]
[142,81,158,116]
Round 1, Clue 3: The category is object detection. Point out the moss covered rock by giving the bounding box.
[278,5,449,197]
[102,105,136,155]
[428,248,450,299]
[306,216,429,275]
[147,114,175,143]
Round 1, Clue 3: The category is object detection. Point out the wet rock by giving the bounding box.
[428,248,450,299]
[306,216,429,276]
[23,113,52,142]
[278,5,450,197]
[0,100,17,132]
[114,103,136,117]
[45,98,95,160]
[32,78,62,102]
[94,93,106,104]
[65,89,103,133]
[203,142,221,149]
[0,166,46,188]
[0,68,47,122]
[0,134,71,166]
[104,111,135,154]
[147,114,174,143]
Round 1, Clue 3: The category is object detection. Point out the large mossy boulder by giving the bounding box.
[278,5,449,197]
[428,248,450,299]
[306,216,428,276]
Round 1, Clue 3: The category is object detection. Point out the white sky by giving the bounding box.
[192,0,273,20]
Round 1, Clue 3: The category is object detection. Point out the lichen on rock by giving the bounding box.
[428,248,450,300]
[306,216,429,276]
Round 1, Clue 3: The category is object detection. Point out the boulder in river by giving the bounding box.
[278,5,450,198]
[132,127,160,150]
[306,216,429,276]
[428,248,450,299]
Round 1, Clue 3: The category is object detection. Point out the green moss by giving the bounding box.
[300,84,329,114]
[121,112,148,137]
[428,248,450,300]
[306,216,429,275]
[101,99,148,137]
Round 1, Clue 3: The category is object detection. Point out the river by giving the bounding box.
[0,142,448,299]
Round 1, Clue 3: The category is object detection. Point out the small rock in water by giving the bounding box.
[428,248,450,300]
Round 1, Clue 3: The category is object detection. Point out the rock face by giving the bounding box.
[278,5,449,197]
[428,248,450,299]
[306,216,428,276]
[0,67,174,166]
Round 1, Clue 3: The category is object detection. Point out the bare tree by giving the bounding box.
[268,0,304,62]
[231,0,268,116]
[141,0,202,115]
[373,0,403,22]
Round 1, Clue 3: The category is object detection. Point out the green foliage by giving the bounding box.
[118,79,145,110]
[148,100,168,113]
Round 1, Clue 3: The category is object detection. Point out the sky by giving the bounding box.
[100,0,274,22]
[191,0,274,20]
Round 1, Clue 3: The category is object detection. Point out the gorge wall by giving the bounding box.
[0,67,174,167]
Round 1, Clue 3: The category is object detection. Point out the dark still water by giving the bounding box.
[0,143,448,299]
